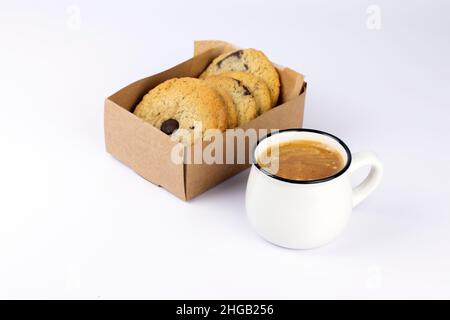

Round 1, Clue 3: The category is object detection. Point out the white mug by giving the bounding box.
[245,129,383,249]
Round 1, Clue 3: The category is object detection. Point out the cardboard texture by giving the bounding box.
[105,40,307,201]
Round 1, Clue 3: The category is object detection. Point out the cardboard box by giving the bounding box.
[104,40,307,200]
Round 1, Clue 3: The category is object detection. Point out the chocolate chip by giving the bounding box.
[160,119,179,135]
[242,85,251,96]
[243,63,249,70]
[229,49,243,59]
[231,78,242,86]
[217,50,243,67]
[231,78,251,96]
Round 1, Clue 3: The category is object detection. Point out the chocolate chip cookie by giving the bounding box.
[200,48,280,107]
[203,76,257,126]
[133,77,228,144]
[219,71,272,116]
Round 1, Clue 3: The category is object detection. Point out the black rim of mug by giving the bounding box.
[252,128,353,184]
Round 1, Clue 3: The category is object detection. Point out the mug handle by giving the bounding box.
[348,152,383,207]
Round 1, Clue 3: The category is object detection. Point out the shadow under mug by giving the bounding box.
[245,128,383,249]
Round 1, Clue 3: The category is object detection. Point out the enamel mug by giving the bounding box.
[245,129,383,249]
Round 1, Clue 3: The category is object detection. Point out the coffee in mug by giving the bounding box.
[257,140,345,181]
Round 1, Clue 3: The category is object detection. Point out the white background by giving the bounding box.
[1,0,449,299]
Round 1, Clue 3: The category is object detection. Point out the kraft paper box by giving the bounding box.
[104,40,307,200]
